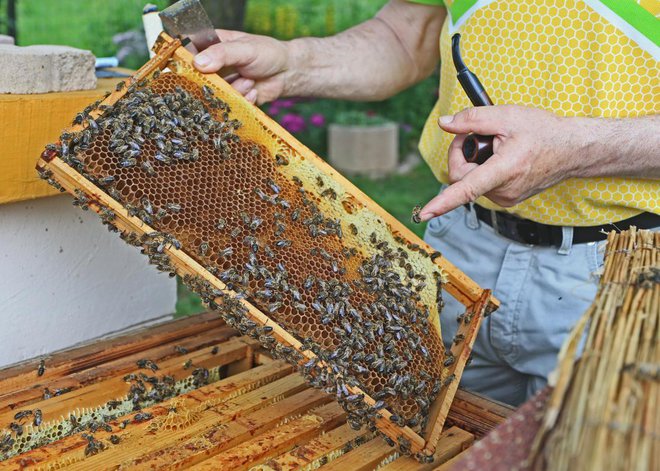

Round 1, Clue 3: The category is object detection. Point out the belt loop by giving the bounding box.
[490,209,499,235]
[557,227,574,255]
[465,203,480,230]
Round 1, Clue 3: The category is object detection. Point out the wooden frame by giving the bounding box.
[35,33,499,459]
[0,312,513,468]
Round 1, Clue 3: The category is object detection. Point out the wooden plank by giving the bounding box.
[433,449,470,471]
[319,436,397,471]
[104,387,331,470]
[0,312,227,392]
[0,336,249,427]
[257,423,369,470]
[380,427,474,471]
[423,291,489,456]
[446,390,513,439]
[4,361,295,469]
[0,324,236,414]
[0,68,131,205]
[190,402,346,470]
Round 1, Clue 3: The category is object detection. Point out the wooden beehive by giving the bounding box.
[34,33,498,459]
[0,313,512,469]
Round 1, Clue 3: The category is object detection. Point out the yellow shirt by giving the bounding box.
[414,0,659,225]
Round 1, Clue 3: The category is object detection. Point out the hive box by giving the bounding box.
[0,195,177,366]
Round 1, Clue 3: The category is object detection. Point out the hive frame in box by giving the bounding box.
[35,33,498,459]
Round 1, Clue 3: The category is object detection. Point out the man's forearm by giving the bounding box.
[282,1,445,101]
[567,114,660,180]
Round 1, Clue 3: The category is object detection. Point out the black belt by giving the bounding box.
[466,204,660,246]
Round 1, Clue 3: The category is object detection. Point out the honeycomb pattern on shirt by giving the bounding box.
[418,0,660,226]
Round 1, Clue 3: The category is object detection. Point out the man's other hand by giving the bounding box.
[419,105,577,221]
[193,30,290,105]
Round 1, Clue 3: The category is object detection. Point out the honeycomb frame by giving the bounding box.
[35,33,498,459]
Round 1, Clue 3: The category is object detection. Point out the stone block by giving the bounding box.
[0,35,14,45]
[0,44,96,94]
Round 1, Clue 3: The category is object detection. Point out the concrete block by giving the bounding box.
[0,44,97,94]
[0,35,14,45]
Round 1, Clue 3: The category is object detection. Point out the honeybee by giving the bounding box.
[37,359,46,376]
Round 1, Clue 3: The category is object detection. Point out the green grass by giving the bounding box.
[245,0,386,39]
[175,279,205,318]
[9,0,386,64]
[175,162,440,316]
[14,1,170,51]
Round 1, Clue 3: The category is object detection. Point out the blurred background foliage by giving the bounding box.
[1,0,441,316]
[8,0,438,158]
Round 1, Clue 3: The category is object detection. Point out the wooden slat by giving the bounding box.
[320,436,397,471]
[190,402,346,470]
[446,390,513,439]
[0,312,225,388]
[433,449,470,471]
[423,290,489,455]
[5,361,295,469]
[0,336,249,427]
[257,423,369,470]
[0,324,236,414]
[67,375,314,471]
[117,387,331,470]
[380,427,474,471]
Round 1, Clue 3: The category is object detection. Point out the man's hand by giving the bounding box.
[419,105,576,221]
[419,106,660,221]
[420,105,579,221]
[194,30,290,105]
[192,1,445,105]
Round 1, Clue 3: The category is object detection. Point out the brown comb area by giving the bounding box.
[69,73,446,425]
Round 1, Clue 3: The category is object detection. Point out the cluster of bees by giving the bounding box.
[42,71,240,201]
[0,344,220,460]
[35,71,454,462]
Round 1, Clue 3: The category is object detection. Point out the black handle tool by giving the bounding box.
[451,33,495,164]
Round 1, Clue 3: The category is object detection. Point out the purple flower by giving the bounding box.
[309,113,326,127]
[401,123,412,133]
[268,105,280,115]
[280,113,306,133]
[272,99,295,109]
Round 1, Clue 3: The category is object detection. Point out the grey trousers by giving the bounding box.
[423,204,606,406]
